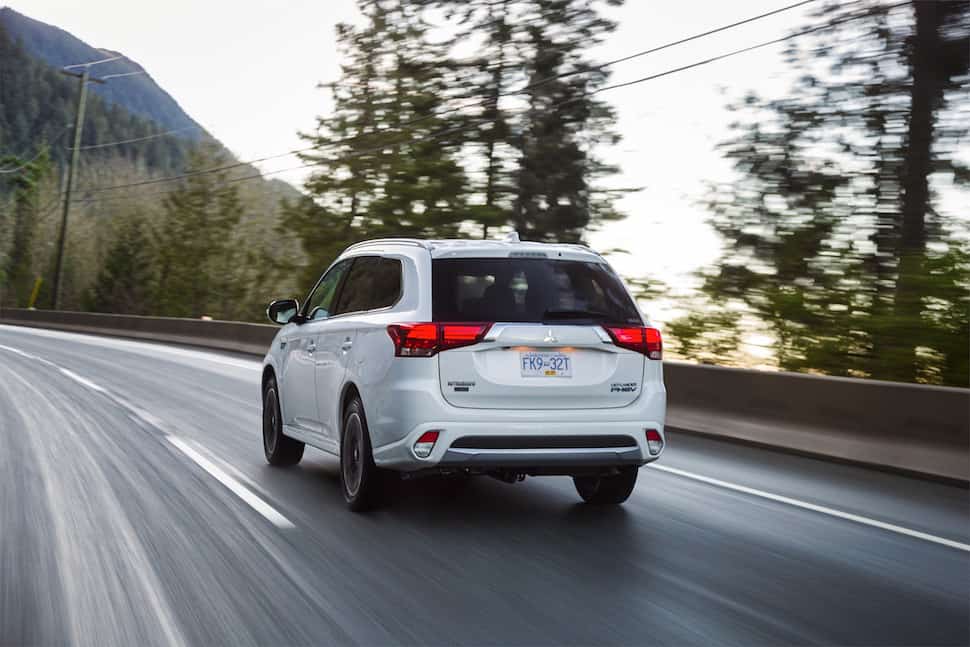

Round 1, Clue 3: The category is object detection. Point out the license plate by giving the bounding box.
[520,352,572,377]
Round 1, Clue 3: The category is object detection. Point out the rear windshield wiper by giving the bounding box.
[542,309,613,321]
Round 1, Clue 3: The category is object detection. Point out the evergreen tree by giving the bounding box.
[287,0,468,288]
[425,0,527,237]
[469,0,520,239]
[512,0,625,242]
[0,149,50,307]
[685,0,969,386]
[153,148,243,318]
[366,0,468,238]
[86,214,154,314]
[282,8,388,289]
[424,0,626,241]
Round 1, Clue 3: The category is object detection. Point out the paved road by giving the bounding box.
[0,324,967,646]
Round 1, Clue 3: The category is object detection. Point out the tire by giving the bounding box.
[340,396,388,511]
[262,376,304,466]
[573,466,639,504]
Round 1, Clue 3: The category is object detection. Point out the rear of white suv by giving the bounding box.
[261,238,666,511]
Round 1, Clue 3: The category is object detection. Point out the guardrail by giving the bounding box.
[1,307,967,482]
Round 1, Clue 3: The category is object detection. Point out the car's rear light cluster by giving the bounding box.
[645,429,664,456]
[413,430,440,458]
[387,322,492,357]
[604,325,662,360]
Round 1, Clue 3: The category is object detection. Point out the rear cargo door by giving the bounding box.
[439,323,644,409]
[432,255,647,410]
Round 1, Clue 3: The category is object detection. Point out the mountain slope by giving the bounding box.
[0,19,194,175]
[0,6,206,140]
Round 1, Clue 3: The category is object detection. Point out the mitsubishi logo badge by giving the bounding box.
[543,329,558,344]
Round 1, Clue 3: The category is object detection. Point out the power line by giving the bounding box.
[71,163,308,206]
[524,0,825,92]
[592,0,911,96]
[0,124,74,174]
[70,117,500,206]
[70,0,900,207]
[74,0,824,197]
[72,125,201,150]
[68,0,886,208]
[75,148,308,193]
[63,54,125,69]
[99,70,147,80]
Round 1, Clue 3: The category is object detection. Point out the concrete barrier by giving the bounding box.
[0,307,276,356]
[1,307,967,481]
[663,363,969,482]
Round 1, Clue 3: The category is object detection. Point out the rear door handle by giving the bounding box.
[307,340,316,354]
[340,340,354,351]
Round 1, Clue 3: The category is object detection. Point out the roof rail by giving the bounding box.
[343,238,432,252]
[556,242,602,256]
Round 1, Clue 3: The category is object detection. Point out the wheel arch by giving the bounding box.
[261,364,277,394]
[340,381,362,425]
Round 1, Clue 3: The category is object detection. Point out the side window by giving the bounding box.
[304,259,352,321]
[333,256,402,315]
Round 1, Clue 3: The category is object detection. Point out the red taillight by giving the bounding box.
[387,323,438,357]
[441,324,490,347]
[417,431,439,444]
[603,325,662,360]
[645,429,664,455]
[387,322,492,357]
[413,430,440,459]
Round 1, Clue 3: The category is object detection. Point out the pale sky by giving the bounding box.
[15,0,815,312]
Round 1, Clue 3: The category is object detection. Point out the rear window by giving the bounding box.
[432,258,641,324]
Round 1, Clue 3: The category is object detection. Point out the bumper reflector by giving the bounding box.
[645,429,664,456]
[413,430,440,459]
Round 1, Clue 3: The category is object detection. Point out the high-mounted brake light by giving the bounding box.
[603,326,662,360]
[413,430,440,458]
[387,322,492,357]
[645,429,664,456]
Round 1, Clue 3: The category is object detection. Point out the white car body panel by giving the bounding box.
[264,238,667,473]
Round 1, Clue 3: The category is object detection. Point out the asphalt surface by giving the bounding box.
[0,323,967,646]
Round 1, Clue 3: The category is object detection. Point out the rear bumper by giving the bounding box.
[439,446,645,470]
[372,419,665,472]
[361,354,666,472]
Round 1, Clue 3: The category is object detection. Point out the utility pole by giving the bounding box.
[52,69,92,309]
[50,55,122,310]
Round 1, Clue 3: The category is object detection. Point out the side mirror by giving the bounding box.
[267,299,300,325]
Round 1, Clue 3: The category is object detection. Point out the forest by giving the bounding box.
[0,0,967,386]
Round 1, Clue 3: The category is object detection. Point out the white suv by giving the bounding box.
[261,237,666,510]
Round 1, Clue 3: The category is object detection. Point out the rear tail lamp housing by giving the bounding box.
[645,429,664,456]
[413,430,440,459]
[604,325,662,360]
[387,322,491,357]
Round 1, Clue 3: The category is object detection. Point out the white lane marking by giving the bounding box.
[15,335,961,552]
[180,437,272,498]
[650,463,970,553]
[166,435,295,529]
[1,345,110,395]
[0,343,33,358]
[1,343,293,531]
[125,406,168,431]
[0,343,50,364]
[57,367,108,393]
